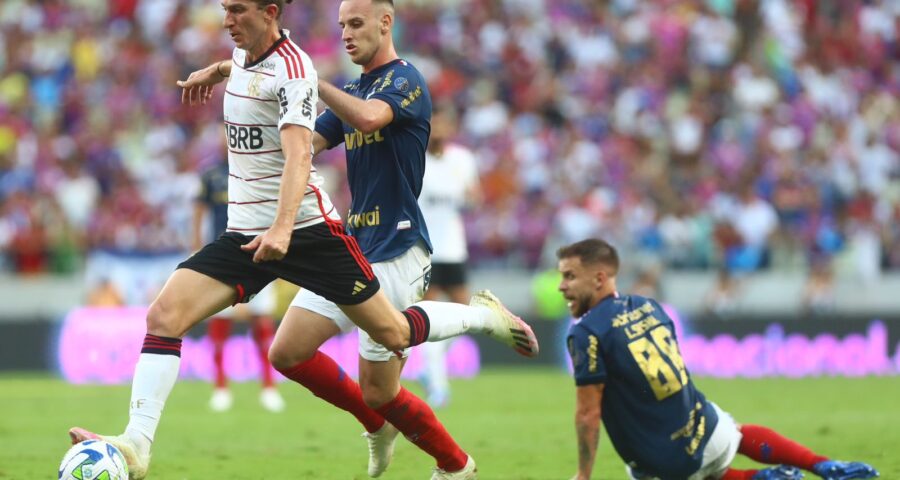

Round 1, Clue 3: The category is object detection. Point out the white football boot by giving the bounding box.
[259,387,285,413]
[69,427,150,480]
[469,290,539,357]
[363,422,400,477]
[209,388,233,412]
[431,456,477,480]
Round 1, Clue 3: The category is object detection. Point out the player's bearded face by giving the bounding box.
[558,258,594,318]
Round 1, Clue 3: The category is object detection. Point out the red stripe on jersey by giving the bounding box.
[225,89,276,102]
[283,41,306,78]
[228,148,283,155]
[309,185,374,280]
[226,206,334,232]
[228,199,277,205]
[277,45,299,79]
[229,173,283,182]
[224,121,278,128]
[228,191,314,204]
[233,63,276,77]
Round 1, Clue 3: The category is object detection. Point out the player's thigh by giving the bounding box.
[358,355,406,407]
[148,268,236,337]
[356,242,431,360]
[338,291,407,350]
[691,402,741,480]
[270,304,343,368]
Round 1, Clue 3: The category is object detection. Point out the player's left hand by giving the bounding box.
[241,227,291,263]
[176,62,227,106]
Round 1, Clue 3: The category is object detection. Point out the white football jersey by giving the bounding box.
[223,31,339,235]
[419,144,479,263]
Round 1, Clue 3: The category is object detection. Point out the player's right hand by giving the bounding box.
[241,226,291,263]
[176,62,227,106]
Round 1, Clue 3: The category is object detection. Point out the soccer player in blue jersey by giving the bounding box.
[558,238,878,480]
[175,1,537,479]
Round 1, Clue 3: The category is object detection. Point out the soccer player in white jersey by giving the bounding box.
[173,1,530,479]
[418,107,481,409]
[67,1,538,479]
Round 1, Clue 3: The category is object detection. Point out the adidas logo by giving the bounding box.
[352,281,367,295]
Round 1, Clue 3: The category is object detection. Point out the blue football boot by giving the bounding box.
[752,465,805,480]
[812,460,879,480]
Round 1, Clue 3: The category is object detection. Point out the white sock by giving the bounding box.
[423,340,450,395]
[124,353,180,451]
[413,301,491,341]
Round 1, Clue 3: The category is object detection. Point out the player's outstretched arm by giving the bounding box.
[177,60,231,106]
[572,384,604,480]
[318,80,394,134]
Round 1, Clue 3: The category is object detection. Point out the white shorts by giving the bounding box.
[218,282,276,319]
[627,402,741,480]
[289,241,431,361]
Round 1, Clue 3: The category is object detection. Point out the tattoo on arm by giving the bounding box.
[576,416,599,476]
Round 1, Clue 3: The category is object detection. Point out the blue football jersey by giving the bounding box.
[567,294,718,479]
[316,59,433,263]
[197,162,230,239]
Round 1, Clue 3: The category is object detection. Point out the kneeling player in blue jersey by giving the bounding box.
[558,239,878,480]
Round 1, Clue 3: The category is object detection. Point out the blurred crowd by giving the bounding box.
[0,0,897,285]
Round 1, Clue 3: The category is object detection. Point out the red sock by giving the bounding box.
[251,316,276,388]
[720,469,759,480]
[375,387,467,472]
[739,425,828,470]
[278,351,385,433]
[208,317,232,388]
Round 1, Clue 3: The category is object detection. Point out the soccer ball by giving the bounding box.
[58,440,129,480]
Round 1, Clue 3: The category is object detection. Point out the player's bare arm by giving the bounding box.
[177,60,232,106]
[319,80,394,134]
[241,124,312,263]
[573,384,603,480]
[312,131,329,158]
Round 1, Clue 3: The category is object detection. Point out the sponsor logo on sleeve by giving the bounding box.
[301,88,313,119]
[278,87,288,119]
[394,76,409,93]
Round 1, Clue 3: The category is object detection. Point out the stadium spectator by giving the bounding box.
[558,238,878,480]
[0,1,896,296]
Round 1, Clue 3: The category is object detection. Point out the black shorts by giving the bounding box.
[429,262,468,288]
[178,222,379,306]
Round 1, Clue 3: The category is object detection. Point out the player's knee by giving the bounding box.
[146,299,185,338]
[367,328,406,352]
[268,342,313,371]
[360,384,393,409]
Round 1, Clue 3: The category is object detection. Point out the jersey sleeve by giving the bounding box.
[369,65,428,124]
[276,73,318,132]
[568,324,607,386]
[314,108,344,149]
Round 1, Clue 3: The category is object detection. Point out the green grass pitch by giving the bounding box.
[1,368,897,479]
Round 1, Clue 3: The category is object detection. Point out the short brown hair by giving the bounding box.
[251,0,292,20]
[557,238,619,274]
